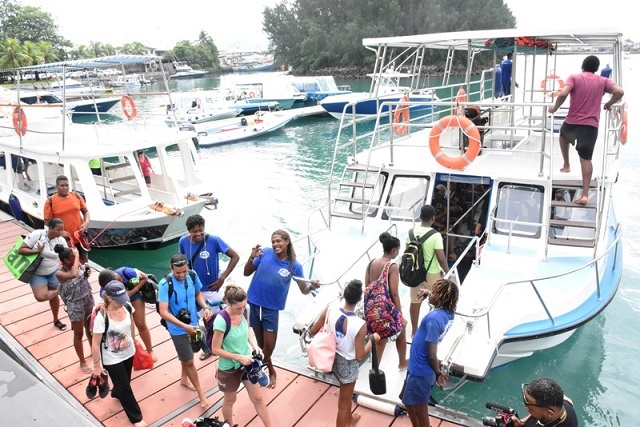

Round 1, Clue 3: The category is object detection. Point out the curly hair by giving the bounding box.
[526,378,565,408]
[431,279,459,313]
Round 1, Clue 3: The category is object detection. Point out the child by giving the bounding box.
[137,150,153,188]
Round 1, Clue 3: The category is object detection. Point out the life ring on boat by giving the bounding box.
[619,102,628,145]
[121,95,137,120]
[540,74,565,98]
[248,92,256,98]
[393,95,410,135]
[455,86,467,115]
[429,115,481,169]
[12,107,27,136]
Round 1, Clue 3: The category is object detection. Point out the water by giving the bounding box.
[88,61,640,426]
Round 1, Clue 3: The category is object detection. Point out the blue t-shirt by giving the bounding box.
[408,308,454,377]
[246,247,304,311]
[178,233,230,288]
[500,58,512,84]
[158,271,203,336]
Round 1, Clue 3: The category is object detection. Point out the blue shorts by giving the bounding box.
[401,372,436,406]
[30,271,59,288]
[249,303,279,333]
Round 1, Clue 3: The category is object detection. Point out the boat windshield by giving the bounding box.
[493,183,543,238]
[382,175,429,221]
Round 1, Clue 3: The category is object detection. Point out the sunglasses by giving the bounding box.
[521,383,551,409]
[171,260,187,267]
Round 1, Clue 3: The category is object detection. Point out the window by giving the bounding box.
[383,175,429,221]
[493,183,543,238]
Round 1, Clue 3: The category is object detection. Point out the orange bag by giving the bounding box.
[132,340,153,370]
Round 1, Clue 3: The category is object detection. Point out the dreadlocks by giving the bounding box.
[431,279,459,313]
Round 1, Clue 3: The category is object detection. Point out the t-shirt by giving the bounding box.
[43,192,87,239]
[247,247,304,311]
[178,233,229,289]
[500,58,512,84]
[158,272,203,336]
[328,306,364,360]
[565,72,615,128]
[408,226,444,274]
[138,156,152,177]
[408,308,454,377]
[523,400,578,427]
[92,304,136,366]
[23,229,67,275]
[214,309,251,371]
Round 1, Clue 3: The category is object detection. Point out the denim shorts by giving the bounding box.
[333,353,359,384]
[30,271,59,288]
[401,372,436,406]
[249,303,279,333]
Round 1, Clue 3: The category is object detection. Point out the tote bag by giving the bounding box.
[307,308,336,373]
[3,235,43,283]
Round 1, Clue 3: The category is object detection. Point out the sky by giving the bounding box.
[18,0,639,52]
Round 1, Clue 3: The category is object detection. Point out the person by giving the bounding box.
[158,253,211,408]
[408,205,449,338]
[210,285,271,427]
[43,175,91,264]
[98,267,156,362]
[401,279,459,427]
[510,378,579,427]
[17,218,68,331]
[137,150,153,188]
[54,244,94,373]
[600,63,612,78]
[311,280,381,427]
[364,232,407,370]
[178,214,240,361]
[91,280,147,427]
[89,158,102,176]
[244,229,320,388]
[549,55,624,205]
[500,53,514,96]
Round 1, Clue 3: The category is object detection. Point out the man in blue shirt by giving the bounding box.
[501,53,514,96]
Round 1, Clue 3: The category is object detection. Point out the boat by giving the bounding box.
[228,52,275,72]
[28,77,108,96]
[16,90,121,117]
[169,61,208,80]
[109,74,154,88]
[289,75,352,107]
[291,26,624,405]
[0,55,218,249]
[164,91,242,126]
[184,110,294,147]
[222,74,305,110]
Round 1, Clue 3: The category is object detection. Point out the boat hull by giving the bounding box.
[190,113,293,147]
[320,92,437,120]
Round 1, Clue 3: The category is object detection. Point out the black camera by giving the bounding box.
[177,308,192,324]
[482,402,517,427]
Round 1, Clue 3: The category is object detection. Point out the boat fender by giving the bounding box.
[12,107,27,136]
[240,118,248,126]
[353,394,405,417]
[121,95,137,120]
[393,94,410,135]
[8,193,28,222]
[429,115,481,170]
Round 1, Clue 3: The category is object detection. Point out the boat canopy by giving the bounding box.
[6,55,161,73]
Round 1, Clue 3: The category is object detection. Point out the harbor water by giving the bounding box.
[89,59,640,426]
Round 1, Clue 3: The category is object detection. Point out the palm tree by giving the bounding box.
[22,40,44,65]
[0,38,30,69]
[36,41,59,63]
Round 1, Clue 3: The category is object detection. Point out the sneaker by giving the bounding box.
[98,370,110,398]
[244,356,270,388]
[85,374,98,399]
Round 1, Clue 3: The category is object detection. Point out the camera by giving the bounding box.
[177,308,192,324]
[482,402,517,427]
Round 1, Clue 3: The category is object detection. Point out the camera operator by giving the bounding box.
[158,253,211,409]
[511,378,578,427]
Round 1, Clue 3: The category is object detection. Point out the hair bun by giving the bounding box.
[53,243,65,253]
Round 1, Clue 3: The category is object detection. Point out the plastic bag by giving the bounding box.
[132,340,154,370]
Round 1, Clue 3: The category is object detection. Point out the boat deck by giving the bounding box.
[0,216,471,427]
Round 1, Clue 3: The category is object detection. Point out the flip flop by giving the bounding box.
[53,320,67,331]
[199,352,213,361]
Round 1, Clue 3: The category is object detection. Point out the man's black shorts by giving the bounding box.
[559,123,598,161]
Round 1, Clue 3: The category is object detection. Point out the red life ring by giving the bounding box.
[541,74,565,98]
[393,95,410,135]
[121,95,137,120]
[12,107,27,136]
[429,115,481,169]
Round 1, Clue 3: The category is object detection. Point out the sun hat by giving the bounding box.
[104,280,130,304]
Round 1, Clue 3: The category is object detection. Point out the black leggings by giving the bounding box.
[104,356,143,423]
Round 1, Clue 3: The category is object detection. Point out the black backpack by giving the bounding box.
[399,228,438,287]
[158,270,196,329]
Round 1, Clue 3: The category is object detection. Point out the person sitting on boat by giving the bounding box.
[408,205,449,339]
[401,279,458,427]
[98,267,157,363]
[44,175,91,264]
[548,55,624,205]
[310,279,381,427]
[364,232,408,370]
[17,218,68,331]
[244,229,320,389]
[210,285,272,427]
[510,378,578,427]
[137,150,153,188]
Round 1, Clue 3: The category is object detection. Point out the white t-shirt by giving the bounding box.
[23,230,67,275]
[92,304,135,366]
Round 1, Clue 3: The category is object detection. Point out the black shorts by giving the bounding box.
[559,123,598,161]
[144,175,151,184]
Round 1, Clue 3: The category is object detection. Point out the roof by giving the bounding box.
[5,55,161,73]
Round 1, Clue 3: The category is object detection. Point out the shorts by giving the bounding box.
[401,372,436,406]
[559,123,598,161]
[67,294,94,323]
[144,175,151,185]
[217,366,249,393]
[170,333,194,362]
[410,272,443,303]
[30,270,59,288]
[249,303,279,333]
[333,353,359,384]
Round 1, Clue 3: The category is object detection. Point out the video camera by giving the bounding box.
[482,402,518,427]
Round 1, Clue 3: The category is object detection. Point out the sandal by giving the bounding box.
[53,320,67,331]
[199,352,213,361]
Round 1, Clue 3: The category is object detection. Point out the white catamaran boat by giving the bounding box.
[0,55,218,249]
[292,28,624,405]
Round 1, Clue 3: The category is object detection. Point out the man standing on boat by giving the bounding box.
[549,55,624,205]
[500,53,514,96]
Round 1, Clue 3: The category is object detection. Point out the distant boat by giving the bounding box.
[169,61,208,79]
[164,93,242,127]
[110,74,154,88]
[223,75,305,110]
[16,90,120,117]
[289,75,352,107]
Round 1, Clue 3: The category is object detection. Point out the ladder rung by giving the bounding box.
[551,200,596,208]
[345,163,379,172]
[331,211,364,220]
[548,238,595,248]
[110,175,136,183]
[549,219,595,229]
[335,196,371,204]
[104,162,130,170]
[339,181,374,188]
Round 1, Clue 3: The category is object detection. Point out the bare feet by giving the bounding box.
[180,381,196,391]
[398,361,408,370]
[574,196,589,205]
[199,397,209,408]
[349,413,361,426]
[269,374,277,389]
[148,350,158,362]
[560,166,570,173]
[80,363,92,374]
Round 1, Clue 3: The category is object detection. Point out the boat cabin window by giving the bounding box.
[382,175,429,221]
[493,183,543,238]
[0,154,40,194]
[346,172,386,217]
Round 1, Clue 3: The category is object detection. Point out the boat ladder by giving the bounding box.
[330,163,382,226]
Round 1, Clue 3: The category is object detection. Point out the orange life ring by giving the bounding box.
[12,107,27,136]
[541,74,565,98]
[620,102,628,145]
[393,95,410,135]
[121,95,137,120]
[429,115,481,169]
[249,92,256,98]
[455,87,467,115]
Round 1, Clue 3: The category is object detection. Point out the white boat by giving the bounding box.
[289,75,352,107]
[169,61,208,80]
[0,55,218,249]
[110,74,154,88]
[223,74,305,110]
[30,78,108,96]
[292,27,624,398]
[164,91,242,126]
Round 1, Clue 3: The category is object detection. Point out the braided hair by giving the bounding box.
[431,279,459,313]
